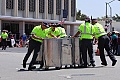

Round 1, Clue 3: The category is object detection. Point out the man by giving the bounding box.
[1,30,8,50]
[72,18,95,68]
[22,22,49,70]
[57,24,67,38]
[46,23,61,38]
[92,19,117,66]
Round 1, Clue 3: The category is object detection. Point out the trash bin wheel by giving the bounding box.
[65,65,68,68]
[70,65,73,68]
[45,67,49,70]
[55,67,60,70]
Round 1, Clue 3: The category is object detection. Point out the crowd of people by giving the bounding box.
[107,31,120,56]
[0,30,30,49]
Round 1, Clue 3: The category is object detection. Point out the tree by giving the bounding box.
[80,14,88,20]
[76,10,81,20]
[112,14,120,21]
[97,17,102,21]
[76,10,88,20]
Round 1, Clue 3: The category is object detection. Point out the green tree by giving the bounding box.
[76,10,88,20]
[112,14,120,21]
[80,14,88,20]
[76,10,81,20]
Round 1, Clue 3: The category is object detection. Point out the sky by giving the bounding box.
[76,0,120,18]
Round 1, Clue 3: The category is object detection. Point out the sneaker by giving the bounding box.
[33,61,40,64]
[28,66,36,71]
[112,60,117,66]
[40,61,44,68]
[101,63,107,66]
[91,63,96,67]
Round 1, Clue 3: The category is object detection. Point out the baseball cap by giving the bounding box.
[91,19,98,22]
[2,30,8,32]
[85,17,90,22]
[43,22,49,28]
[49,23,57,27]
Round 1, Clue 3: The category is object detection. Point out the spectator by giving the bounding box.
[104,25,108,32]
[22,33,27,47]
[11,35,15,47]
[111,32,118,55]
[117,34,120,56]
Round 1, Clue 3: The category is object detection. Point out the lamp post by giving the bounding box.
[106,2,112,32]
[105,0,120,32]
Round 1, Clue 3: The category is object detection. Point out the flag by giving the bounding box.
[59,18,66,24]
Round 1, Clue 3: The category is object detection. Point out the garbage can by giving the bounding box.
[61,38,72,68]
[34,43,44,64]
[71,38,80,67]
[43,38,62,69]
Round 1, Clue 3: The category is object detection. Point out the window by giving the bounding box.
[29,0,35,12]
[6,0,14,9]
[39,0,44,13]
[56,0,61,15]
[71,0,75,17]
[48,0,53,14]
[18,0,25,10]
[64,0,68,15]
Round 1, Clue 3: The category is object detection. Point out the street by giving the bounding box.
[0,46,120,80]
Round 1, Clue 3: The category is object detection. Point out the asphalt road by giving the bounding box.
[0,46,120,80]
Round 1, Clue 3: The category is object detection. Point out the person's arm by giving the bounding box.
[72,24,83,38]
[73,31,80,37]
[48,33,57,38]
[31,34,43,40]
[57,35,61,38]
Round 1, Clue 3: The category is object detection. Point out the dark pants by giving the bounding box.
[1,39,7,50]
[98,35,116,64]
[112,43,118,55]
[79,40,83,65]
[23,39,42,69]
[81,39,95,67]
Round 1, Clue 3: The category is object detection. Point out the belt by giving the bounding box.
[82,39,93,40]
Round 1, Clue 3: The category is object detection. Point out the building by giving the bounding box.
[0,0,80,40]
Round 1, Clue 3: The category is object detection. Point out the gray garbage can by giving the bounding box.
[71,38,80,67]
[61,38,72,68]
[43,38,62,70]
